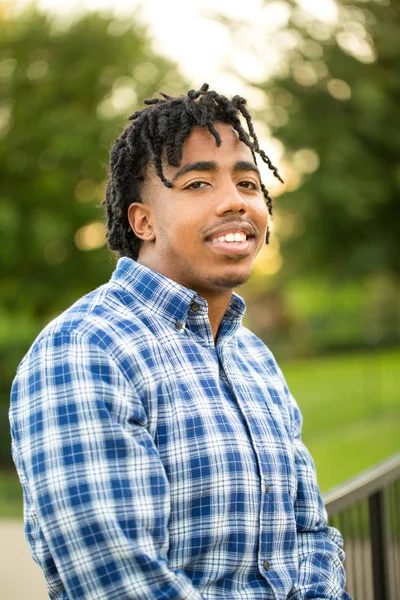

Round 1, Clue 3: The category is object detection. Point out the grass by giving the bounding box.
[1,348,399,517]
[306,412,400,491]
[281,348,400,491]
[0,469,23,518]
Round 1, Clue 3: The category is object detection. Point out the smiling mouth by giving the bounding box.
[205,231,254,256]
[210,231,249,244]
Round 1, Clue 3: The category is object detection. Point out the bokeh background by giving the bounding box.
[0,0,399,595]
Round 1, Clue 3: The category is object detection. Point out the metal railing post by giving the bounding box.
[368,490,390,600]
[324,455,400,600]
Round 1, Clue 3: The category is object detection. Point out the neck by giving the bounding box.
[137,254,233,344]
[199,289,233,343]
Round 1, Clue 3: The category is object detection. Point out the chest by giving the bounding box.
[139,336,296,501]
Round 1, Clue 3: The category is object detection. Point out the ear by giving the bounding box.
[127,202,156,241]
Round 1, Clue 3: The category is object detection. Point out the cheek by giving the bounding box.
[159,210,198,250]
[253,202,269,250]
[253,200,269,231]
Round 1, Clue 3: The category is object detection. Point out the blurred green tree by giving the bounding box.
[223,0,400,352]
[237,0,400,281]
[0,6,186,465]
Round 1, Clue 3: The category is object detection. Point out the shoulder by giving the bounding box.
[15,279,149,375]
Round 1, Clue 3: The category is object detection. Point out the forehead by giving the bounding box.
[140,123,257,201]
[174,122,254,166]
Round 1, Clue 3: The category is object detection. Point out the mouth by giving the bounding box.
[205,231,255,257]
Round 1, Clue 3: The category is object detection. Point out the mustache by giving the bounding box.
[201,217,258,237]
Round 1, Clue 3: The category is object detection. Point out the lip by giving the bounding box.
[204,221,256,242]
[205,237,254,257]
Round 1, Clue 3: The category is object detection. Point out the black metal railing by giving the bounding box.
[324,454,400,600]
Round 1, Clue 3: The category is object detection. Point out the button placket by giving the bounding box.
[220,356,273,581]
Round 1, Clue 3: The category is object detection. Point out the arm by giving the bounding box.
[286,392,352,600]
[10,330,204,600]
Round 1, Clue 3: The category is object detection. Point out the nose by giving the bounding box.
[216,181,249,216]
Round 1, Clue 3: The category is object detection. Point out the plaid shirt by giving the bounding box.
[10,257,350,600]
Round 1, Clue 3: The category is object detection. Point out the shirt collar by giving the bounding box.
[110,257,246,344]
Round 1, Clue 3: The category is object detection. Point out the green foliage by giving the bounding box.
[257,0,400,281]
[0,7,187,466]
[1,8,185,317]
[226,0,400,355]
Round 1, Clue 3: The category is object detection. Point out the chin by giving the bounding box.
[208,270,251,290]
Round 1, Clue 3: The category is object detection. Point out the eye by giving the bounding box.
[238,180,260,191]
[185,181,209,190]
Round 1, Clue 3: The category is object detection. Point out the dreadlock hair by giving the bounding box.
[103,83,283,261]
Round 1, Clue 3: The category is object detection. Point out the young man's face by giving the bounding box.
[129,123,269,297]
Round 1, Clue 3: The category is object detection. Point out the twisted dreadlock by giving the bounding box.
[103,83,283,260]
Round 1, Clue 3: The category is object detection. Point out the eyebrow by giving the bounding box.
[172,161,216,182]
[172,160,260,182]
[233,161,260,178]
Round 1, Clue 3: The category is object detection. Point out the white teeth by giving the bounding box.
[212,231,248,243]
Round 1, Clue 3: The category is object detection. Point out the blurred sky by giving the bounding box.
[13,0,338,92]
[11,0,339,195]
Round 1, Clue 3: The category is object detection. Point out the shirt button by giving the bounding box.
[265,484,270,493]
[175,321,184,331]
[190,302,200,312]
[263,560,270,571]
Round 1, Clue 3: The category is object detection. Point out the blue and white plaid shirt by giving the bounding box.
[10,257,350,600]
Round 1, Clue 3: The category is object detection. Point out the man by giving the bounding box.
[10,84,351,599]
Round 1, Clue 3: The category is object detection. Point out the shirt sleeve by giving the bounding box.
[286,391,352,600]
[10,330,204,600]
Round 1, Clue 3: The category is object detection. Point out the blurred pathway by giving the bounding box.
[0,519,48,599]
